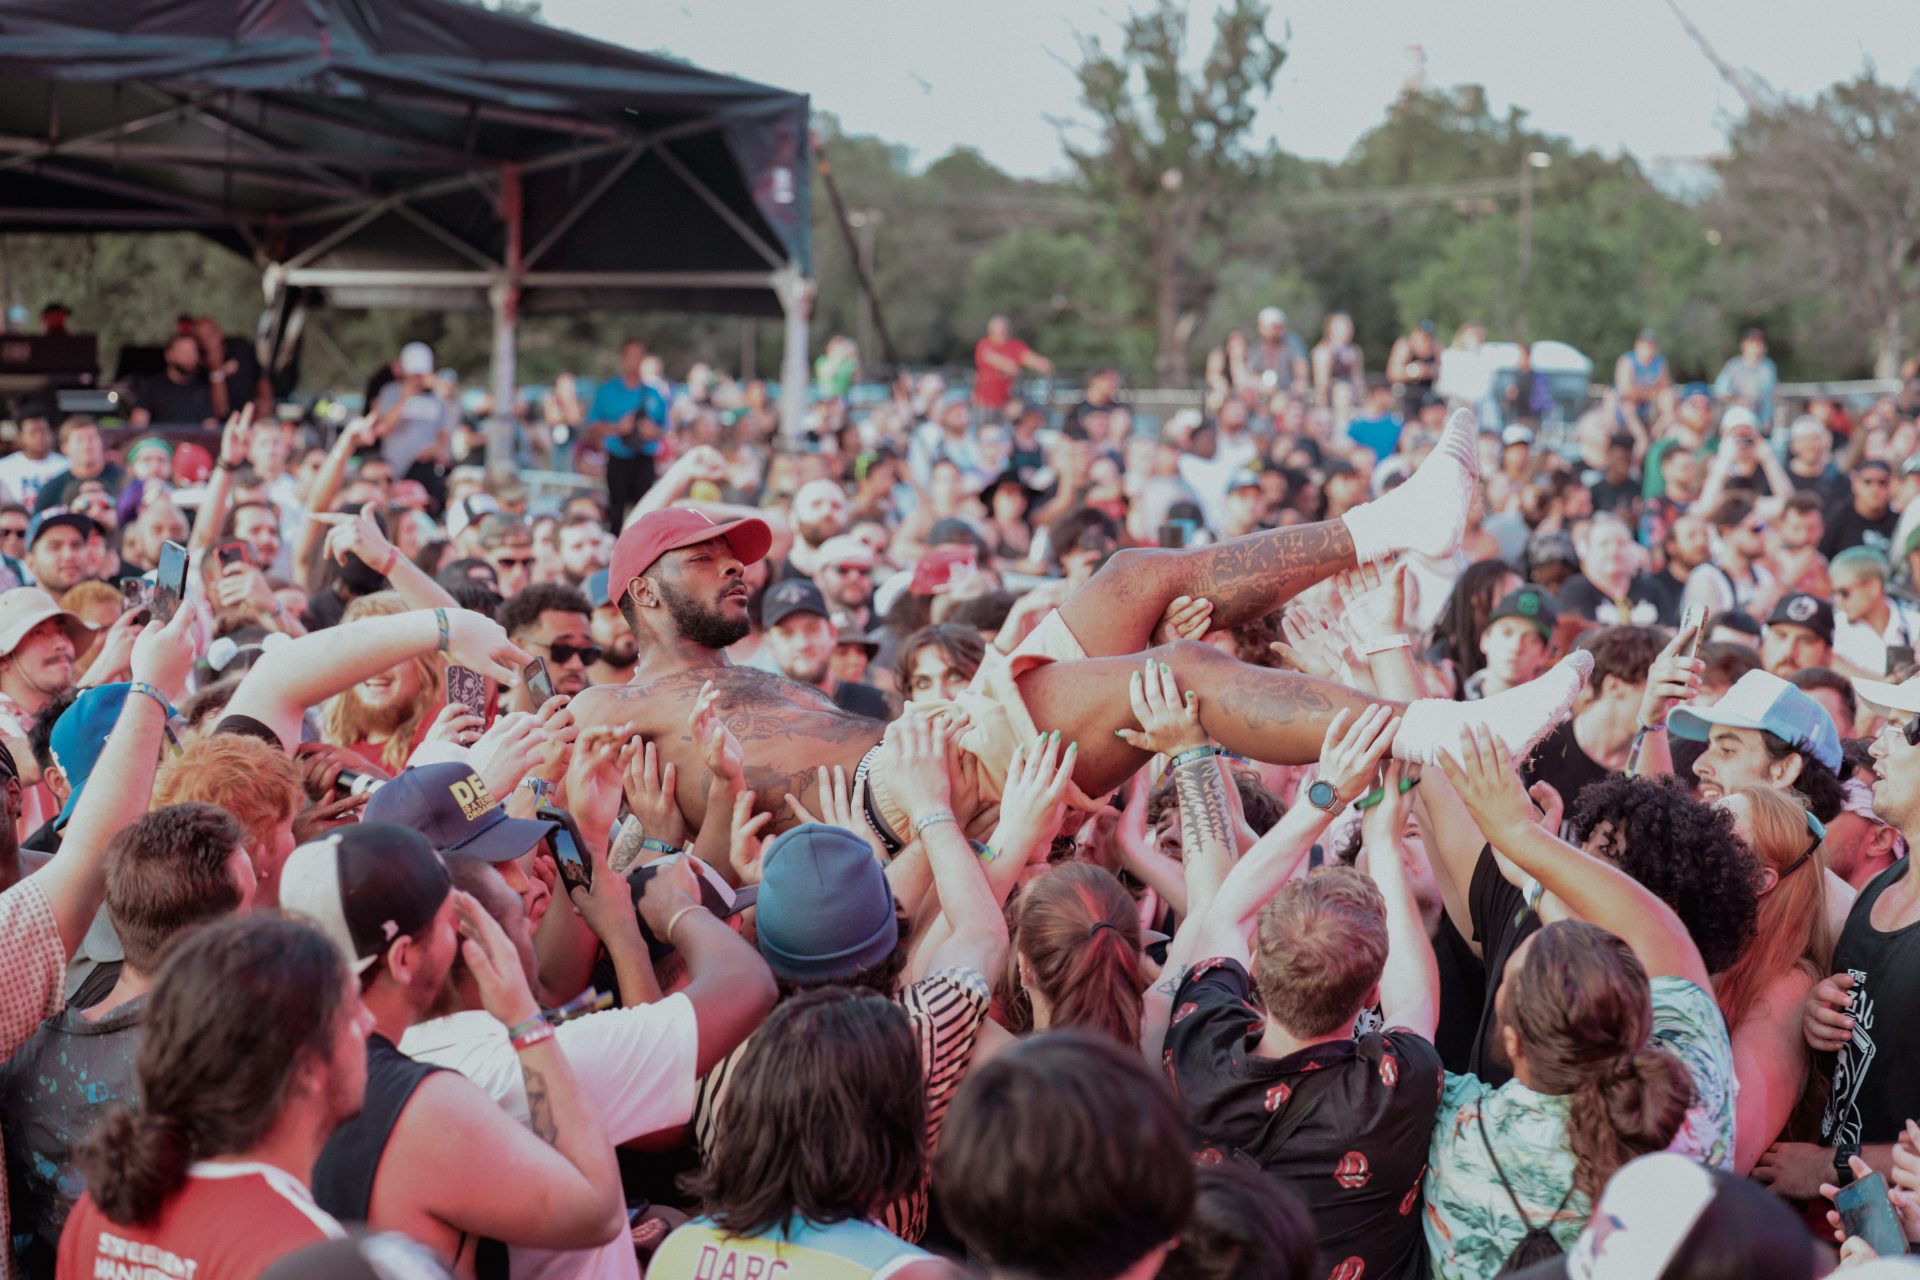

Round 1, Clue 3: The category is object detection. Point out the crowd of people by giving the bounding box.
[2,303,1920,1280]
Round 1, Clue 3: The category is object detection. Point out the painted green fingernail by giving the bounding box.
[1114,729,1127,737]
[1186,690,1196,701]
[1160,663,1171,675]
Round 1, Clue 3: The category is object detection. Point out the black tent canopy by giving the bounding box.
[0,0,814,437]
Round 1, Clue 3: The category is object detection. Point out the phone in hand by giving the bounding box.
[213,540,251,571]
[539,805,592,893]
[120,579,151,626]
[1158,522,1187,549]
[153,541,189,625]
[523,657,556,707]
[1680,603,1709,661]
[1835,1171,1908,1260]
[445,665,488,719]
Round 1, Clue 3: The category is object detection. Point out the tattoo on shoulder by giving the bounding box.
[522,1065,557,1145]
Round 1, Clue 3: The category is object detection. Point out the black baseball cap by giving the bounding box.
[1488,586,1559,640]
[364,763,556,863]
[761,578,830,628]
[1766,593,1835,645]
[279,823,451,975]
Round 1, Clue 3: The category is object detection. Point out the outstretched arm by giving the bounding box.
[225,607,530,752]
[1361,761,1438,1039]
[311,506,457,612]
[1438,724,1710,988]
[189,408,251,555]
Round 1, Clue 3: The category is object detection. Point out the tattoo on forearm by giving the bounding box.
[1174,758,1233,853]
[523,1066,557,1146]
[608,815,647,875]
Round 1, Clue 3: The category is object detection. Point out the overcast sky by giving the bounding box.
[547,0,1920,183]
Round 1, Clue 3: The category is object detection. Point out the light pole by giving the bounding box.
[1517,151,1551,344]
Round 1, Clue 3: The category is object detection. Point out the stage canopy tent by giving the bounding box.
[0,0,814,432]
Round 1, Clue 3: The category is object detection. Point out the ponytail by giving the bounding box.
[77,1110,193,1226]
[1506,921,1696,1201]
[1013,863,1147,1048]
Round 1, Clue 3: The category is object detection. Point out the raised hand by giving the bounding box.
[622,739,686,847]
[786,764,860,830]
[878,713,958,825]
[566,722,636,845]
[469,711,550,802]
[454,889,540,1029]
[131,596,204,702]
[690,681,744,788]
[1153,595,1214,646]
[994,731,1077,862]
[1804,971,1858,1053]
[1115,657,1206,757]
[421,701,485,750]
[1316,704,1401,807]
[444,610,534,686]
[1337,560,1409,643]
[1637,623,1705,731]
[1271,602,1354,682]
[217,404,254,469]
[1436,724,1538,843]
[313,504,398,574]
[730,790,775,885]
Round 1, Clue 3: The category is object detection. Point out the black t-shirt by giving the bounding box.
[1521,719,1613,827]
[1431,913,1487,1076]
[1587,476,1640,518]
[1554,574,1664,627]
[1636,567,1689,628]
[1820,862,1920,1150]
[1821,506,1900,560]
[831,680,893,721]
[1466,848,1540,1087]
[1166,959,1442,1280]
[133,373,218,426]
[33,463,125,515]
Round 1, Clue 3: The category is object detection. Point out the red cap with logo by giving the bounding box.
[609,509,773,605]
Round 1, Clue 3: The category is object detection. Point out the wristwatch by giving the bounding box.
[1307,779,1341,813]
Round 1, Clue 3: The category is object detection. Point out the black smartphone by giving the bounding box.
[445,665,488,719]
[1835,1171,1908,1260]
[539,805,591,893]
[1158,522,1187,550]
[523,657,555,706]
[153,540,189,624]
[213,540,251,570]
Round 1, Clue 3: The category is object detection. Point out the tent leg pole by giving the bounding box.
[776,266,812,444]
[487,163,522,489]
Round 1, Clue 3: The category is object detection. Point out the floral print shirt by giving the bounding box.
[1422,978,1735,1280]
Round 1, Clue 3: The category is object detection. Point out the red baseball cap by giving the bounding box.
[609,508,773,603]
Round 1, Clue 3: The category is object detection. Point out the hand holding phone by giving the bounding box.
[446,665,489,719]
[523,657,556,707]
[1836,1171,1909,1261]
[1680,604,1709,661]
[539,805,592,893]
[153,540,189,625]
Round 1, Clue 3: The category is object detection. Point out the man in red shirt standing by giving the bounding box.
[973,315,1053,416]
[57,916,373,1280]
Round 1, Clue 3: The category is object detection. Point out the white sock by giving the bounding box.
[1393,651,1593,765]
[1341,407,1479,562]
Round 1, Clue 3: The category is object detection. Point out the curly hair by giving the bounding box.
[1568,774,1760,975]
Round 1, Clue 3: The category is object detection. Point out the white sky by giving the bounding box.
[546,0,1920,181]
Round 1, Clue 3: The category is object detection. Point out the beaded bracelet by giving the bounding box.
[914,811,958,835]
[504,1013,545,1041]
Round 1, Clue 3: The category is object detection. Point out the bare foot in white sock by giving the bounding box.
[1393,650,1593,765]
[1341,407,1479,562]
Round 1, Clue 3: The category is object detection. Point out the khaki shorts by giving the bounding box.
[871,610,1106,843]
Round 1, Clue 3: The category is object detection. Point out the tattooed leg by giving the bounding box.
[1057,521,1358,659]
[1018,641,1392,797]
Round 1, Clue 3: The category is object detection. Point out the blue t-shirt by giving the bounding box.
[653,1215,927,1280]
[1347,413,1404,460]
[587,378,668,459]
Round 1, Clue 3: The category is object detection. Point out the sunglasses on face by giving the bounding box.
[1904,714,1920,748]
[537,641,603,666]
[829,564,873,577]
[492,556,535,568]
[0,527,25,540]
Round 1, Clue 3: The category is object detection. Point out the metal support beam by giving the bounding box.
[279,268,779,290]
[775,264,812,443]
[652,143,786,269]
[487,164,522,488]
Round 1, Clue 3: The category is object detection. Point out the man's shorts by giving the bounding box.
[870,610,1106,844]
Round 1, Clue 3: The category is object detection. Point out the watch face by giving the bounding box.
[1309,780,1337,809]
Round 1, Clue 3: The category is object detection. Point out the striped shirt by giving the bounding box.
[691,967,993,1243]
[0,880,67,1280]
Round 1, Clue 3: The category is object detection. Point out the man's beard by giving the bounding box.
[783,654,830,686]
[603,634,639,665]
[658,580,751,649]
[798,516,845,547]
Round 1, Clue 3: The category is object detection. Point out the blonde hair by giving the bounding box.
[319,592,445,773]
[1715,785,1834,1031]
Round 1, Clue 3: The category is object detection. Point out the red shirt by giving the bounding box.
[973,337,1030,408]
[58,1162,343,1280]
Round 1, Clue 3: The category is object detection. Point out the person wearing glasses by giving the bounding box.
[1822,459,1900,561]
[497,584,597,707]
[477,515,537,599]
[1685,494,1779,619]
[811,534,877,631]
[0,505,28,591]
[1766,673,1920,1202]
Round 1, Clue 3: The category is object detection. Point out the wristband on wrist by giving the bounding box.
[914,810,957,835]
[664,904,702,946]
[216,459,240,473]
[510,1019,556,1052]
[519,776,554,802]
[639,836,682,856]
[1358,633,1413,655]
[1169,745,1220,769]
[433,608,450,653]
[1635,720,1668,735]
[127,681,171,714]
[504,1013,545,1040]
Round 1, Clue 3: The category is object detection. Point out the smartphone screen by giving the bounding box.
[445,665,488,719]
[120,579,151,625]
[214,540,250,570]
[1836,1172,1908,1259]
[540,806,591,892]
[523,657,555,706]
[153,541,189,624]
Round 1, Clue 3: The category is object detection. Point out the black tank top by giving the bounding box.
[313,1034,442,1222]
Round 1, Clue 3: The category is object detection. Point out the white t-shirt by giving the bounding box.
[400,994,699,1280]
[0,454,66,509]
[1834,604,1920,676]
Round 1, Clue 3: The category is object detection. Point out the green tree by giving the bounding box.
[1063,0,1287,385]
